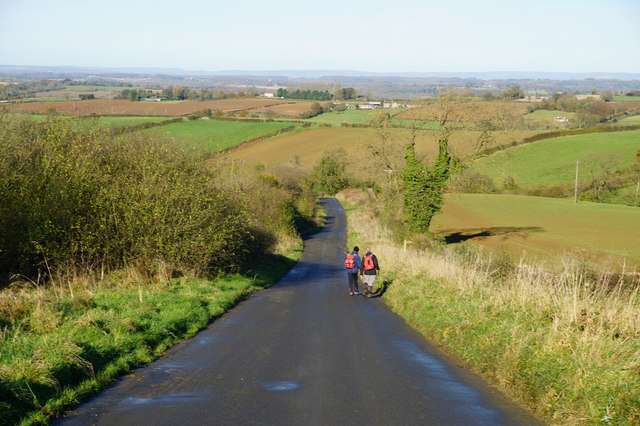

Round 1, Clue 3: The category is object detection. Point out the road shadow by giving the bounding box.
[440,226,544,244]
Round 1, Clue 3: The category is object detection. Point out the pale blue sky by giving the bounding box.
[1,0,638,73]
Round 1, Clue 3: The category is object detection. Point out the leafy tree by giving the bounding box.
[501,86,526,99]
[601,91,614,102]
[310,149,349,194]
[400,141,452,233]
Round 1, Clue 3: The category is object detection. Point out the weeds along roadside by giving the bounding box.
[0,113,322,424]
[337,191,640,425]
[0,254,302,425]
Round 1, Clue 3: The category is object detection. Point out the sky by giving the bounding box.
[1,0,639,74]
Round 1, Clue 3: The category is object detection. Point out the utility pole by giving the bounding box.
[574,160,580,203]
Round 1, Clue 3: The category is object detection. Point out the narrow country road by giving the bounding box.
[58,198,541,426]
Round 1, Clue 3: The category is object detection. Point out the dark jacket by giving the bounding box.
[363,253,379,275]
[346,251,363,274]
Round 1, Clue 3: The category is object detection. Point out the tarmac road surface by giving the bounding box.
[57,198,541,426]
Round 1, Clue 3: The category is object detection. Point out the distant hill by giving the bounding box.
[1,65,639,81]
[1,65,639,99]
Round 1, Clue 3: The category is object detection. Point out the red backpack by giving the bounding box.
[345,254,356,269]
[364,255,375,270]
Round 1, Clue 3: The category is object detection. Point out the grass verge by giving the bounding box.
[0,247,302,425]
[338,190,640,425]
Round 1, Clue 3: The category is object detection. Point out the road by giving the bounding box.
[58,198,541,426]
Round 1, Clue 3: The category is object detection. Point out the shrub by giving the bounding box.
[448,169,496,194]
[0,114,275,286]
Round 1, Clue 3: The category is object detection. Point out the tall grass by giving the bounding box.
[0,250,301,425]
[340,191,640,425]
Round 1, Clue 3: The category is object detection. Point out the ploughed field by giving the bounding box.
[4,99,312,117]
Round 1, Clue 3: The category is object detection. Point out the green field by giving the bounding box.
[98,116,171,127]
[306,108,385,124]
[305,108,441,129]
[614,95,640,102]
[144,119,301,152]
[471,129,640,188]
[431,193,640,269]
[618,114,640,124]
[523,110,576,120]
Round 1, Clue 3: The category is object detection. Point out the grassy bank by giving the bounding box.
[339,191,640,425]
[0,248,301,425]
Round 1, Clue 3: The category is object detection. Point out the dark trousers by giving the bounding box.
[347,272,359,293]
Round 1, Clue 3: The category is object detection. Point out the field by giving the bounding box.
[614,95,640,102]
[522,109,576,120]
[34,85,124,100]
[430,193,640,270]
[231,126,545,165]
[618,114,640,124]
[470,129,640,189]
[250,102,317,117]
[304,108,390,124]
[97,116,171,127]
[143,119,301,153]
[4,99,311,117]
[395,101,531,121]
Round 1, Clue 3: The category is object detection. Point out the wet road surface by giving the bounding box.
[58,198,541,425]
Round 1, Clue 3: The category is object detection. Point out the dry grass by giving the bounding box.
[339,190,640,424]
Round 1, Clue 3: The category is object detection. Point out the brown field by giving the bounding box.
[230,127,544,166]
[396,101,531,121]
[4,99,309,117]
[33,90,121,100]
[251,102,315,117]
[615,101,640,112]
[431,194,640,271]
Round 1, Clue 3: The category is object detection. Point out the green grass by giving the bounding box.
[614,96,640,102]
[471,129,640,188]
[305,109,382,124]
[523,110,576,120]
[0,249,302,425]
[143,119,300,152]
[97,116,171,127]
[302,108,441,129]
[617,114,640,124]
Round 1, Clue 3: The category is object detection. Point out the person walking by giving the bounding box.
[361,247,380,298]
[345,246,363,295]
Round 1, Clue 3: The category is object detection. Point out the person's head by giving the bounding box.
[366,247,371,254]
[353,246,359,253]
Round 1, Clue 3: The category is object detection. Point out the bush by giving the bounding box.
[448,169,496,193]
[0,114,274,285]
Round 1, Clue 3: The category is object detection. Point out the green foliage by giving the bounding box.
[501,86,526,99]
[0,114,282,285]
[400,141,452,233]
[448,169,497,194]
[299,102,324,119]
[276,88,331,101]
[310,149,349,194]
